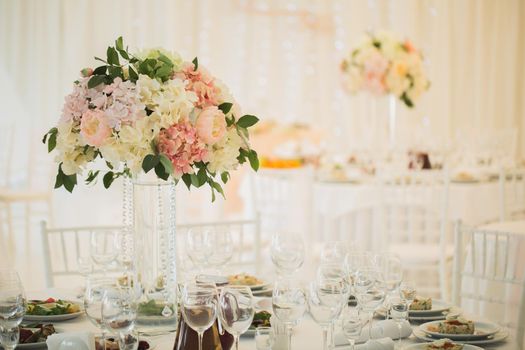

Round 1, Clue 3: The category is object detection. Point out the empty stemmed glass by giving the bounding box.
[206,228,234,273]
[186,229,213,272]
[0,269,26,350]
[181,282,218,350]
[389,297,408,349]
[218,285,254,350]
[320,241,348,265]
[102,282,141,350]
[307,280,346,350]
[85,277,115,350]
[399,282,416,308]
[354,269,385,340]
[341,307,364,350]
[90,230,120,276]
[272,279,306,350]
[375,254,402,319]
[271,233,305,276]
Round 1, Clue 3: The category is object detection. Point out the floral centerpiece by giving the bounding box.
[43,37,259,200]
[340,31,430,108]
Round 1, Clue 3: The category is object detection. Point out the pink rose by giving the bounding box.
[80,109,112,147]
[195,106,227,145]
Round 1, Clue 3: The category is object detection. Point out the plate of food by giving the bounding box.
[241,310,271,337]
[420,318,500,340]
[413,327,509,346]
[409,298,451,316]
[227,274,270,291]
[3,324,57,349]
[403,338,483,349]
[24,298,82,322]
[451,172,479,183]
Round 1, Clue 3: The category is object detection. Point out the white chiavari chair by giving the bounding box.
[452,221,525,348]
[377,170,451,299]
[499,167,525,221]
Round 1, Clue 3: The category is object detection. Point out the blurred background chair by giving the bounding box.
[498,167,525,221]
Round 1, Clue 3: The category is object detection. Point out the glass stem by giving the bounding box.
[368,313,373,340]
[198,331,203,350]
[101,330,107,350]
[235,335,239,350]
[349,339,355,350]
[287,325,293,350]
[329,321,335,349]
[322,326,328,350]
[398,323,402,346]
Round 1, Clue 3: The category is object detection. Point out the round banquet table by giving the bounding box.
[29,289,518,350]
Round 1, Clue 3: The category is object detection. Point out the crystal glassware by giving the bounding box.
[0,269,26,350]
[272,279,306,350]
[218,285,254,350]
[84,277,114,350]
[271,233,305,276]
[354,269,385,340]
[390,297,408,349]
[102,284,140,350]
[399,282,416,307]
[90,230,120,276]
[374,254,402,319]
[320,241,348,265]
[180,282,218,350]
[206,228,234,271]
[255,326,274,350]
[186,228,212,271]
[341,308,363,350]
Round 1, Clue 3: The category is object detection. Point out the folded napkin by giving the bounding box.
[46,332,95,350]
[354,338,394,350]
[335,320,412,346]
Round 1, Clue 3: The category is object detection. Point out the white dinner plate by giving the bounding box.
[420,320,500,340]
[409,300,451,316]
[250,281,272,291]
[413,327,509,346]
[24,311,83,322]
[1,327,62,349]
[403,343,483,350]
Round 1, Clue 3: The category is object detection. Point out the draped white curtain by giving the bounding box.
[1,0,524,156]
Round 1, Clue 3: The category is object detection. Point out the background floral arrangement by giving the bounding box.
[43,37,259,200]
[340,31,430,108]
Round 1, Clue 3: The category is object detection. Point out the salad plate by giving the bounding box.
[24,299,83,322]
[420,320,500,340]
[413,327,509,346]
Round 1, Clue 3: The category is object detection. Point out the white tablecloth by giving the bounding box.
[30,289,517,350]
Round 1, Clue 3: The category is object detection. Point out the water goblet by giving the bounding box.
[390,297,408,349]
[375,254,403,319]
[90,230,119,276]
[354,270,385,340]
[218,285,254,350]
[84,276,114,350]
[102,285,140,350]
[341,308,364,350]
[0,269,26,350]
[271,233,305,276]
[399,282,416,307]
[255,326,274,350]
[180,282,217,350]
[320,241,348,264]
[272,279,306,350]
[206,228,234,271]
[186,229,212,272]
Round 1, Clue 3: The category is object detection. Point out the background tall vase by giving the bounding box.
[370,94,398,152]
[124,174,178,335]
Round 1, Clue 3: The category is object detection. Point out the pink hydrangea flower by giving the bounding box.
[157,119,208,177]
[61,77,90,122]
[103,77,145,130]
[79,109,112,147]
[174,62,221,108]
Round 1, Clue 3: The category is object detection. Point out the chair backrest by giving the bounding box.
[452,221,525,347]
[499,167,525,221]
[0,121,15,187]
[377,170,450,249]
[40,221,123,288]
[41,217,262,287]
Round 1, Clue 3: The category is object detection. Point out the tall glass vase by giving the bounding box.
[370,94,398,151]
[123,175,178,335]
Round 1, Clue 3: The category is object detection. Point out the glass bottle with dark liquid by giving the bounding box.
[173,275,234,350]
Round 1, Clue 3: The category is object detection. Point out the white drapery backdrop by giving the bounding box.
[1,0,524,155]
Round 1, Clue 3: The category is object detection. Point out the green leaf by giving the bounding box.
[108,66,123,79]
[210,180,225,199]
[94,56,107,64]
[221,172,230,184]
[155,163,169,181]
[190,174,200,187]
[87,75,106,89]
[128,66,138,81]
[142,154,159,173]
[156,65,173,80]
[85,170,100,185]
[118,49,130,60]
[47,132,57,153]
[197,167,208,186]
[106,161,114,170]
[103,171,114,189]
[158,54,173,65]
[181,174,192,190]
[54,170,63,189]
[192,57,198,70]
[62,172,77,193]
[107,47,119,65]
[247,149,259,171]
[115,36,124,51]
[93,65,107,75]
[158,154,173,175]
[237,148,247,164]
[400,92,414,108]
[218,102,233,115]
[226,116,235,127]
[236,115,259,128]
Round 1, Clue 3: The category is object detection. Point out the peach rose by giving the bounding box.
[195,106,227,145]
[80,109,112,147]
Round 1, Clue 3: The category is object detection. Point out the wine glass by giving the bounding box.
[255,326,274,350]
[77,256,93,298]
[186,228,212,271]
[0,269,26,350]
[354,269,385,340]
[206,228,234,271]
[320,241,348,264]
[390,297,408,349]
[341,308,364,350]
[90,230,120,276]
[218,285,254,350]
[375,254,402,319]
[271,233,305,276]
[181,282,217,350]
[84,277,114,350]
[399,282,416,307]
[307,280,345,350]
[102,285,140,350]
[272,279,306,350]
